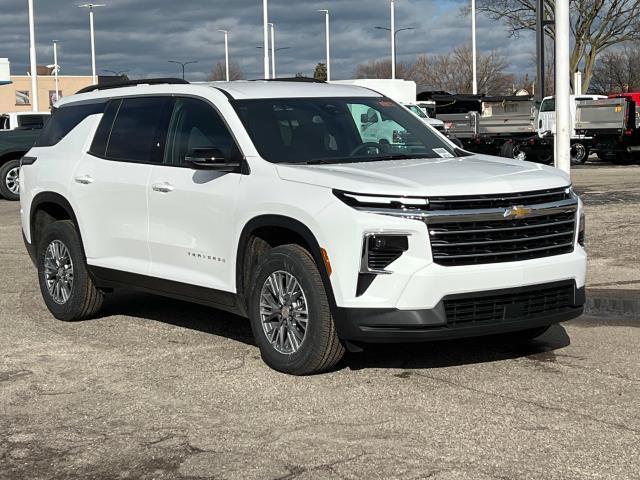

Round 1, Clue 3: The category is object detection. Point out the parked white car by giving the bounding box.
[20,79,586,374]
[0,111,50,131]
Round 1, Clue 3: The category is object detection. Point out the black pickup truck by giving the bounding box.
[0,128,42,200]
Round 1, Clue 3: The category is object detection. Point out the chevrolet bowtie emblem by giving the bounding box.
[504,205,533,219]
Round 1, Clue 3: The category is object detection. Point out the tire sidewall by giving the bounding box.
[0,159,20,201]
[248,247,328,374]
[571,143,588,164]
[37,221,92,321]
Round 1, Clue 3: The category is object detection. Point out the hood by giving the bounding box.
[276,154,570,197]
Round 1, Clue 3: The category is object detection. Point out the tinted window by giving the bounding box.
[539,98,555,112]
[105,97,171,163]
[164,97,240,167]
[89,99,121,157]
[236,97,455,164]
[18,114,48,129]
[35,102,106,147]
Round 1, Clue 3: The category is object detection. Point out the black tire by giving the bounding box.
[0,159,20,201]
[449,136,463,148]
[248,244,345,375]
[500,141,514,159]
[37,220,103,321]
[570,142,588,165]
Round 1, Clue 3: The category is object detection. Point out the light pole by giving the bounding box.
[317,9,330,81]
[471,0,478,94]
[390,0,395,79]
[268,23,276,79]
[262,0,269,79]
[79,4,105,85]
[218,30,229,81]
[53,40,60,103]
[168,60,198,80]
[374,26,415,79]
[555,0,571,174]
[27,0,39,111]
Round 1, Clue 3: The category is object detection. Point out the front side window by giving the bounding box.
[539,98,555,112]
[104,97,171,163]
[235,96,456,164]
[164,97,240,167]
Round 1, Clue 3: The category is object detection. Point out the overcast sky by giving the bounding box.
[1,0,535,81]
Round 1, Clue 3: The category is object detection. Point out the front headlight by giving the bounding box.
[578,211,586,246]
[333,190,428,212]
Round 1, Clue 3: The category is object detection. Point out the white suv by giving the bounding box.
[20,79,587,375]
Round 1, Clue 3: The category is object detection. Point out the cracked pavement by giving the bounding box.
[1,163,639,479]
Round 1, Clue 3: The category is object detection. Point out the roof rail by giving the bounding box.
[253,77,326,83]
[76,78,189,94]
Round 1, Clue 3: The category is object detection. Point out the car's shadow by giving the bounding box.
[98,291,571,371]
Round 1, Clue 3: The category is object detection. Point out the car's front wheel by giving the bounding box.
[37,220,104,321]
[249,244,345,375]
[0,159,20,201]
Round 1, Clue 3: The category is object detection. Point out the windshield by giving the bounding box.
[406,104,428,118]
[539,98,555,112]
[235,96,456,164]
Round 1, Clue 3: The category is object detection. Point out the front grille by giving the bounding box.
[444,282,575,325]
[427,188,577,266]
[428,187,571,211]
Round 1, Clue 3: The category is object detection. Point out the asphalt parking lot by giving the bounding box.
[1,162,639,480]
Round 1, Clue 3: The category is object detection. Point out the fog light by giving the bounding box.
[361,234,409,274]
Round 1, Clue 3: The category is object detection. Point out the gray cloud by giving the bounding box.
[1,0,535,82]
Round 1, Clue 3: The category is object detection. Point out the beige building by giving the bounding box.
[0,74,93,113]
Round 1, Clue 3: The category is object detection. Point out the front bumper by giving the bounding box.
[334,280,584,342]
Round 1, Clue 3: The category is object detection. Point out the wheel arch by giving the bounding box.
[29,192,82,250]
[235,214,335,316]
[0,151,28,164]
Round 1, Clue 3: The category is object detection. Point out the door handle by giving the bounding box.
[74,175,94,185]
[151,182,174,193]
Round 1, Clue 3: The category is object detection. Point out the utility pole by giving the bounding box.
[555,0,571,174]
[218,30,229,81]
[53,40,60,103]
[262,0,269,79]
[79,4,105,85]
[27,0,39,111]
[390,0,396,79]
[318,10,330,81]
[471,0,478,94]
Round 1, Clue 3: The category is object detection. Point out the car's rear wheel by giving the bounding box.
[570,142,588,164]
[248,244,345,375]
[0,159,20,201]
[37,220,104,321]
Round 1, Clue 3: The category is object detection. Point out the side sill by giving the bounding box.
[87,266,246,317]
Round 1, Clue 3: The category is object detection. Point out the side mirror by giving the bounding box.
[185,147,240,172]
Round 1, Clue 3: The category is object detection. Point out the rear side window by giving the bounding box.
[99,97,171,163]
[18,114,48,129]
[35,102,106,147]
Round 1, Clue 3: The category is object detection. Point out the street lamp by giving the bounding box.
[168,60,198,80]
[268,23,275,79]
[471,0,478,94]
[53,40,60,102]
[374,26,415,79]
[78,4,105,85]
[262,0,269,79]
[27,0,39,111]
[317,9,330,81]
[218,30,230,81]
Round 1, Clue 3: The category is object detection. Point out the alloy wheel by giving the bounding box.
[5,166,19,195]
[43,240,74,304]
[260,270,309,354]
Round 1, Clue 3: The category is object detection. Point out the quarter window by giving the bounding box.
[35,102,106,147]
[104,97,171,163]
[164,97,240,167]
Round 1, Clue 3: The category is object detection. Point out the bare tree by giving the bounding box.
[591,45,640,94]
[314,63,327,81]
[472,0,640,93]
[353,58,413,79]
[207,60,245,81]
[410,45,514,95]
